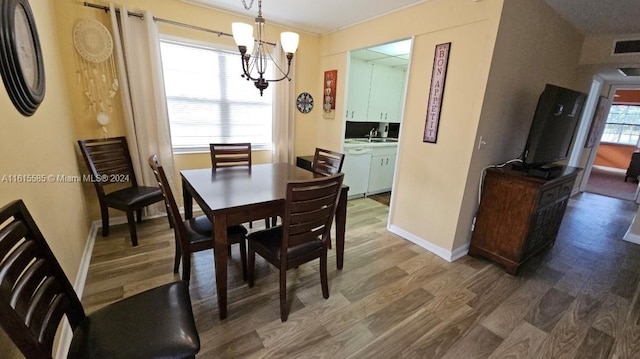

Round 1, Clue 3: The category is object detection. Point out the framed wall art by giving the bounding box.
[323,69,337,119]
[423,42,451,143]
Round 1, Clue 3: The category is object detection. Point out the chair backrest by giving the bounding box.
[148,155,188,249]
[0,200,86,358]
[281,173,344,254]
[210,143,252,169]
[312,148,345,176]
[78,137,137,196]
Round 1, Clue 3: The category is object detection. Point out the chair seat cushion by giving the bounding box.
[68,281,200,359]
[186,215,247,245]
[247,225,322,260]
[104,186,164,207]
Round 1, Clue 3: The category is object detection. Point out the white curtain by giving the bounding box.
[109,3,175,215]
[272,42,296,164]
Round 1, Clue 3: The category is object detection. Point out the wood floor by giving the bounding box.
[81,192,640,358]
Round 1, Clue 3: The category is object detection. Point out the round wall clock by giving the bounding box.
[0,0,45,116]
[296,92,314,113]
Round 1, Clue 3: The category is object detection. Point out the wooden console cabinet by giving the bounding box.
[468,165,580,274]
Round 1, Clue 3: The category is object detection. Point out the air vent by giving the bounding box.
[619,68,640,77]
[613,39,640,54]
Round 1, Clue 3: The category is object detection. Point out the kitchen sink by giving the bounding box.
[345,138,398,143]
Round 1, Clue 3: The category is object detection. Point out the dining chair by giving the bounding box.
[210,143,273,228]
[0,199,200,359]
[148,155,248,282]
[247,173,344,322]
[312,147,345,176]
[78,136,167,246]
[210,142,252,169]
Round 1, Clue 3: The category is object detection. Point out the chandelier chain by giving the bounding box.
[240,0,255,10]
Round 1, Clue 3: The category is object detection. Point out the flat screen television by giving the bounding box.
[520,84,587,171]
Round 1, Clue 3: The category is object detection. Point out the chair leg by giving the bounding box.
[320,249,329,299]
[136,208,142,223]
[264,218,270,228]
[248,245,255,287]
[173,233,181,274]
[100,203,109,237]
[182,251,191,282]
[126,211,138,246]
[228,245,232,257]
[280,268,288,322]
[239,239,247,282]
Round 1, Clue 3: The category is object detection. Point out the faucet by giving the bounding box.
[368,127,378,142]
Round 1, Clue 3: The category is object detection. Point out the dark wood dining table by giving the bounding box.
[181,163,348,319]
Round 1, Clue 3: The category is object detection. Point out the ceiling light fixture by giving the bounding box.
[232,0,299,96]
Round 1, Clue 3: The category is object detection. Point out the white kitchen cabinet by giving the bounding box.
[368,64,406,124]
[367,146,398,194]
[345,58,372,122]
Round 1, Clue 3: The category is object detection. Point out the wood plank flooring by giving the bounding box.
[81,192,640,358]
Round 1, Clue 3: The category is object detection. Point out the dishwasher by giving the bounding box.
[342,146,372,197]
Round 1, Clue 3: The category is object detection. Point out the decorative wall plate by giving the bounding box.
[0,0,45,116]
[296,92,313,113]
[73,19,113,63]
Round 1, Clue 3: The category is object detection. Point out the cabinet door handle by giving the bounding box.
[385,113,388,120]
[386,158,389,165]
[380,158,384,166]
[351,111,354,118]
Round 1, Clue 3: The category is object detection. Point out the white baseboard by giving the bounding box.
[54,211,173,359]
[623,229,640,245]
[55,220,99,359]
[388,225,469,262]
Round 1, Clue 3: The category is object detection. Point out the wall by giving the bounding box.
[319,0,505,255]
[457,0,588,250]
[580,33,640,66]
[53,0,322,219]
[594,143,636,169]
[0,1,91,356]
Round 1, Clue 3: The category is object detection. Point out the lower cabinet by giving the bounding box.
[367,146,397,195]
[468,165,580,274]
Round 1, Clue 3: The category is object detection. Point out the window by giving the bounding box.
[601,105,640,145]
[159,39,273,151]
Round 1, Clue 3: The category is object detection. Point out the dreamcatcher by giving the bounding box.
[73,19,118,137]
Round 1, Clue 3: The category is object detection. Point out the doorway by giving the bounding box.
[578,84,640,202]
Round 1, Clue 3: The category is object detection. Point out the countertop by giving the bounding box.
[344,138,399,148]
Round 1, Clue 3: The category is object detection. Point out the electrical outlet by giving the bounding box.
[477,136,487,150]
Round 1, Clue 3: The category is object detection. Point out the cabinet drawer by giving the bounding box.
[539,185,559,206]
[371,146,397,156]
[557,179,574,199]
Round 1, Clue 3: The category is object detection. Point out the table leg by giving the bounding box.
[213,213,228,319]
[183,179,193,220]
[335,187,348,270]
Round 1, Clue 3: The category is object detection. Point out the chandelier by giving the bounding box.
[232,0,299,96]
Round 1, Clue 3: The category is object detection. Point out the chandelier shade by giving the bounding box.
[231,0,299,95]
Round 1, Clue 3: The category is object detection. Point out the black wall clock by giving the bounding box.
[296,92,314,113]
[0,0,45,116]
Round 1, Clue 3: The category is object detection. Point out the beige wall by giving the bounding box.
[317,0,505,253]
[458,0,588,250]
[0,1,89,279]
[0,1,90,356]
[52,0,322,217]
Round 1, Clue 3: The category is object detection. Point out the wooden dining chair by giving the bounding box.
[78,136,166,246]
[210,143,273,228]
[0,199,200,359]
[148,155,248,282]
[247,173,344,322]
[210,143,252,169]
[312,147,345,176]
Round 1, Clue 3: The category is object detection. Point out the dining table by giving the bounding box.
[181,163,348,319]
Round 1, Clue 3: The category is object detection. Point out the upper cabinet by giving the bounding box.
[345,39,411,124]
[369,64,406,123]
[345,58,372,122]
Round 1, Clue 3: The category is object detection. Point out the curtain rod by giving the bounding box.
[82,1,277,46]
